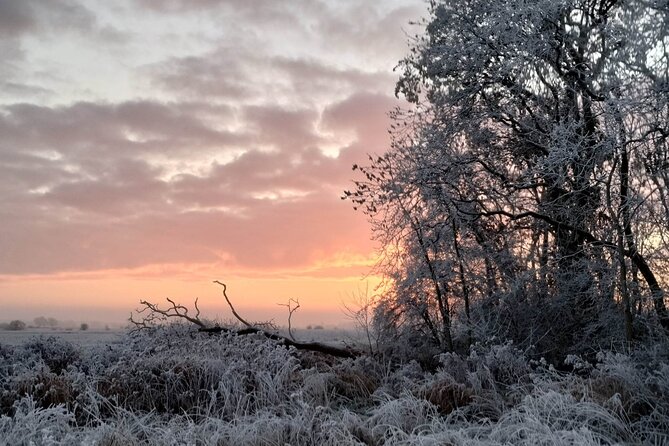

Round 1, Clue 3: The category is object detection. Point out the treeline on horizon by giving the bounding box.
[0,316,107,332]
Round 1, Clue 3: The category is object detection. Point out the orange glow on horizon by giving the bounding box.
[0,252,385,327]
[0,1,425,328]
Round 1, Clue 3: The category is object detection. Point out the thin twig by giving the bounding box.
[278,298,300,341]
[213,280,253,328]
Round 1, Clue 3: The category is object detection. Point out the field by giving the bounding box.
[0,329,123,347]
[1,323,668,445]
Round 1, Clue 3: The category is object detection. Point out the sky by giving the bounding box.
[0,0,426,327]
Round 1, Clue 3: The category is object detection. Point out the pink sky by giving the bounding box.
[0,0,425,327]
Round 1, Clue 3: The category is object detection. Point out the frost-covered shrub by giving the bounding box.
[490,390,633,445]
[467,342,531,388]
[210,407,359,446]
[330,356,382,404]
[420,376,473,414]
[12,371,78,411]
[371,301,443,367]
[0,397,76,445]
[587,348,669,443]
[367,392,440,442]
[23,336,80,375]
[1,323,668,445]
[97,329,301,419]
[0,340,80,417]
[299,355,384,410]
[0,343,15,379]
[374,360,425,398]
[419,342,532,420]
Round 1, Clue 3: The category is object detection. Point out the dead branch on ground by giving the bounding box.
[130,281,359,359]
[278,297,300,341]
[129,297,206,330]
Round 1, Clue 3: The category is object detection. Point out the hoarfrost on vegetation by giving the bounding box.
[0,326,667,445]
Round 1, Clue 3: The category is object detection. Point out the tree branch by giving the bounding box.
[130,282,361,358]
[213,280,254,328]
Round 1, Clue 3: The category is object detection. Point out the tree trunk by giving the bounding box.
[619,147,634,341]
[629,251,669,333]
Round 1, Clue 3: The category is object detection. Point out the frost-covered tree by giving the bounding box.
[348,0,669,357]
[6,320,26,331]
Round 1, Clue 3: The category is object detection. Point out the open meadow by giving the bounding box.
[0,329,124,348]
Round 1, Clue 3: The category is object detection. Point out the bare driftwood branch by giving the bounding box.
[130,282,360,359]
[278,297,300,341]
[199,325,357,358]
[129,297,206,331]
[213,280,253,328]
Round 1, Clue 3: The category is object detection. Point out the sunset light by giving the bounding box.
[0,0,424,326]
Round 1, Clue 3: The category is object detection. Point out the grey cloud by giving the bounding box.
[0,151,78,210]
[148,50,252,100]
[311,3,425,68]
[167,94,401,213]
[322,92,398,145]
[243,106,323,151]
[0,91,394,275]
[148,50,394,103]
[41,158,168,215]
[134,0,318,25]
[134,0,267,12]
[0,0,100,37]
[1,81,52,97]
[142,2,422,102]
[0,92,394,220]
[0,33,26,81]
[0,101,246,158]
[169,148,334,208]
[35,0,96,32]
[0,0,35,37]
[0,99,248,228]
[0,1,126,104]
[0,0,420,276]
[273,57,396,96]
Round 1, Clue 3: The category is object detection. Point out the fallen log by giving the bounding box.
[129,280,361,359]
[199,325,359,358]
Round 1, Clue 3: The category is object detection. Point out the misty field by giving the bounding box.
[0,327,353,348]
[0,329,123,348]
[1,324,668,445]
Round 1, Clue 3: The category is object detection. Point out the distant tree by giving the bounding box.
[7,320,26,331]
[80,323,89,331]
[47,317,59,329]
[33,316,48,328]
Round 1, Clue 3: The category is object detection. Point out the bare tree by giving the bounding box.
[342,284,379,355]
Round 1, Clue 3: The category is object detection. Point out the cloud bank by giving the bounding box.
[0,0,424,285]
